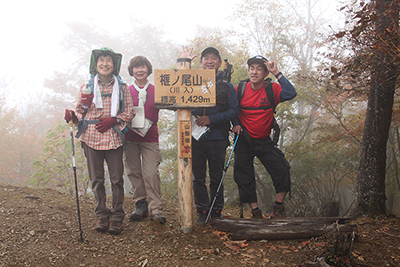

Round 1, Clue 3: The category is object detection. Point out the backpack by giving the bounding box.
[237,78,281,146]
[76,75,129,147]
[216,77,230,105]
[86,74,126,113]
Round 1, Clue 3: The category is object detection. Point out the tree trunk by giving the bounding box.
[209,217,354,241]
[353,0,400,216]
[386,129,397,214]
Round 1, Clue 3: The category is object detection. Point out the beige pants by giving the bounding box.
[123,141,163,215]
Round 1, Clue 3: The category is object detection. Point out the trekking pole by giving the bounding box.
[69,114,84,242]
[205,134,239,224]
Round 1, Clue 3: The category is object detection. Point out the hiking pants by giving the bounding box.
[82,142,125,222]
[233,135,291,204]
[192,138,228,214]
[123,141,163,215]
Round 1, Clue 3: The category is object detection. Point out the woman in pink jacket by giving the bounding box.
[123,56,166,224]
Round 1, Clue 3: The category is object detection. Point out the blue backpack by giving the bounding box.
[76,75,128,149]
[85,74,126,113]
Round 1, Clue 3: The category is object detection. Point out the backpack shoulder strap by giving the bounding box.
[87,75,126,113]
[264,78,280,145]
[237,78,250,105]
[216,78,231,104]
[116,75,125,112]
[264,78,275,113]
[88,75,95,93]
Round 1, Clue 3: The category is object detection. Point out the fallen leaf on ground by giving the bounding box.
[265,244,278,251]
[240,259,256,265]
[213,230,230,241]
[224,240,248,250]
[224,242,238,250]
[230,240,248,248]
[313,242,326,247]
[242,253,257,259]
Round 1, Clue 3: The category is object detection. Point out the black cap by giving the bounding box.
[201,47,221,60]
[247,55,268,70]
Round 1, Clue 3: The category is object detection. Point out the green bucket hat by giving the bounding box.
[89,47,122,76]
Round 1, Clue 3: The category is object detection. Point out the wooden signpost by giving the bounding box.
[154,63,216,233]
[154,69,215,109]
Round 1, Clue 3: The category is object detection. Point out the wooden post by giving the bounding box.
[177,58,193,233]
[153,60,215,233]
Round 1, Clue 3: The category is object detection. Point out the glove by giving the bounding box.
[95,117,118,133]
[64,109,78,123]
[80,92,94,109]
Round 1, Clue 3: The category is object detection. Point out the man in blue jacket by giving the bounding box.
[189,47,239,223]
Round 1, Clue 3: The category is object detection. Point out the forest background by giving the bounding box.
[1,0,399,218]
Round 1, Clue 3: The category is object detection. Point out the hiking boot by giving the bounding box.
[108,221,123,235]
[129,199,148,221]
[211,209,222,219]
[150,212,167,225]
[196,210,208,225]
[94,218,109,232]
[251,209,263,219]
[270,204,286,219]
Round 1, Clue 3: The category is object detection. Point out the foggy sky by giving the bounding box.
[0,0,239,104]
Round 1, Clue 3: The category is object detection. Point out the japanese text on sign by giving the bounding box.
[154,69,216,109]
[179,121,191,158]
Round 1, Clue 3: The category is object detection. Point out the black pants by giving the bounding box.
[192,138,228,213]
[234,135,291,204]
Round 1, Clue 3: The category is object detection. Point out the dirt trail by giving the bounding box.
[1,185,399,266]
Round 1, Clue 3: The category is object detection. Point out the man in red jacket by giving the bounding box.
[232,55,296,219]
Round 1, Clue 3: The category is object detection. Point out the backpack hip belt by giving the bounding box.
[75,119,127,150]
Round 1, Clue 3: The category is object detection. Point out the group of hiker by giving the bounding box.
[64,46,297,235]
